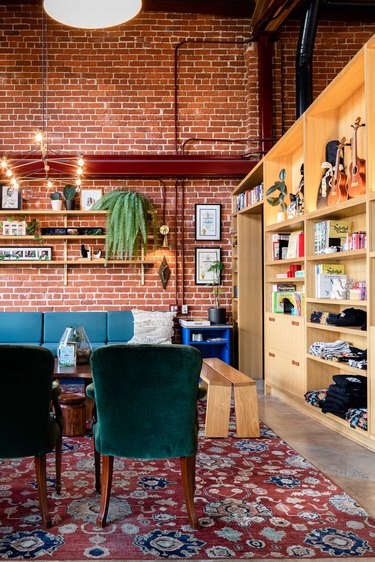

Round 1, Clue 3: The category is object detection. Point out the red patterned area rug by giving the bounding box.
[1,406,375,560]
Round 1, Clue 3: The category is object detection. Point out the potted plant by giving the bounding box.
[91,190,157,261]
[63,184,77,210]
[207,260,226,325]
[50,191,63,211]
[266,168,288,222]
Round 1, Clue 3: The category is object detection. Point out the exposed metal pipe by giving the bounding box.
[295,0,321,118]
[174,37,255,154]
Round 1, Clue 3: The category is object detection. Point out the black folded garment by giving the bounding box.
[334,307,366,327]
[324,395,367,409]
[321,406,347,419]
[332,374,367,390]
[327,384,367,399]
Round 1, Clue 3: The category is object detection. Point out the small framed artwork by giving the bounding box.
[195,204,221,241]
[0,246,52,261]
[2,221,27,236]
[80,189,103,211]
[195,247,221,285]
[0,186,22,210]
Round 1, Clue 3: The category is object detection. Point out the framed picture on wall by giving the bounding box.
[195,247,221,285]
[80,189,103,211]
[0,186,22,210]
[195,204,221,241]
[0,246,52,261]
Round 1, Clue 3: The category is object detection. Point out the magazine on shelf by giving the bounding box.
[179,319,211,327]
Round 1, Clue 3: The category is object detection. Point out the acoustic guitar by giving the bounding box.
[327,138,348,206]
[348,116,366,198]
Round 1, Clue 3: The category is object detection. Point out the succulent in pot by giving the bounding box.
[50,191,63,211]
[63,184,77,210]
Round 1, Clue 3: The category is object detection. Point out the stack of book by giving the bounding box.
[315,264,347,299]
[314,220,351,255]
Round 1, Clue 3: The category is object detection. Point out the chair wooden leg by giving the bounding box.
[55,433,62,495]
[180,455,199,529]
[94,448,101,493]
[96,455,113,528]
[35,454,52,528]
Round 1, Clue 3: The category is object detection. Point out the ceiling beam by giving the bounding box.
[5,154,256,179]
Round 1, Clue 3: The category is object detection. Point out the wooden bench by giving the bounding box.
[200,358,260,438]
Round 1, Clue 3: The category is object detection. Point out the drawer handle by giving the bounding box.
[292,321,300,326]
[268,317,275,322]
[268,352,275,358]
[291,360,300,366]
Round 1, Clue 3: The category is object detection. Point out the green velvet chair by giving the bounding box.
[0,345,63,528]
[87,344,203,529]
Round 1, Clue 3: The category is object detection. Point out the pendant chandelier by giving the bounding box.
[1,12,84,195]
[43,0,142,30]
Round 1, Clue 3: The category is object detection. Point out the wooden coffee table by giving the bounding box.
[53,359,92,387]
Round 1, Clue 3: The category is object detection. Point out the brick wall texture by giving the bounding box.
[0,5,374,320]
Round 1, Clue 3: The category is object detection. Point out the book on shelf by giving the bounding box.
[272,290,305,315]
[315,263,345,275]
[272,283,297,292]
[315,272,347,298]
[286,230,304,259]
[272,233,290,260]
[235,183,263,211]
[179,319,211,327]
[314,220,352,255]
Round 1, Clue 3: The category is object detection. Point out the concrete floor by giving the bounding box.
[257,386,375,519]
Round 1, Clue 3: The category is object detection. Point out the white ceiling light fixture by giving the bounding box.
[43,0,142,29]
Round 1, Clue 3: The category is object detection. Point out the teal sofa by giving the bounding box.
[0,311,134,356]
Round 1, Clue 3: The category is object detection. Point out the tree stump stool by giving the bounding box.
[60,393,86,437]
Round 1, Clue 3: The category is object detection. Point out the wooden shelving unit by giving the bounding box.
[234,33,375,450]
[231,160,263,378]
[0,209,156,285]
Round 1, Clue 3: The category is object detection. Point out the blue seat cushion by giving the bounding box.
[43,312,107,344]
[0,312,43,344]
[107,311,134,343]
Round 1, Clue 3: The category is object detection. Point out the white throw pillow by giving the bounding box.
[128,309,175,344]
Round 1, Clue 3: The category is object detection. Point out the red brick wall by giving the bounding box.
[273,19,375,136]
[0,5,374,319]
[0,6,249,316]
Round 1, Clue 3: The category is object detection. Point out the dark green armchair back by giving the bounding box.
[0,345,59,458]
[90,344,202,459]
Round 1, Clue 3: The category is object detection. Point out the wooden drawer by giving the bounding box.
[265,347,305,397]
[264,313,305,357]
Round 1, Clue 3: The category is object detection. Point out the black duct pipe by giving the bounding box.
[295,0,321,118]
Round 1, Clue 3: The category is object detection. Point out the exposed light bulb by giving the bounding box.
[1,157,7,169]
[77,156,84,167]
[76,178,82,186]
[10,177,17,185]
[6,169,13,177]
[47,179,53,188]
[13,181,19,189]
[35,129,44,144]
[76,167,83,176]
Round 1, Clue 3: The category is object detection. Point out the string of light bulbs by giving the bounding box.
[1,11,85,196]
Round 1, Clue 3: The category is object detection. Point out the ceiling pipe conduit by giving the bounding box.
[296,0,321,118]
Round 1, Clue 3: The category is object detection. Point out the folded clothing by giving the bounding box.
[310,308,366,328]
[345,408,368,431]
[332,373,367,391]
[304,388,328,408]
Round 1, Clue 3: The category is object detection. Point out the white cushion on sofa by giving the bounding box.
[128,310,175,344]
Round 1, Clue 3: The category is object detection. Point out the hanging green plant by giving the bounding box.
[91,190,157,260]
